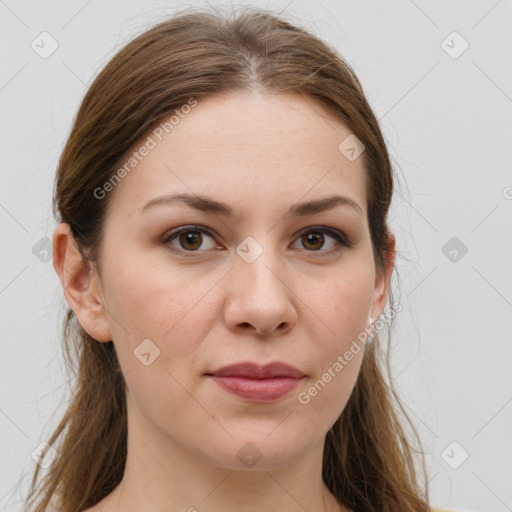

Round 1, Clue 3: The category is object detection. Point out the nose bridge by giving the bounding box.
[235,234,285,297]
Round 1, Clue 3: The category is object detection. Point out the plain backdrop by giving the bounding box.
[1,0,511,510]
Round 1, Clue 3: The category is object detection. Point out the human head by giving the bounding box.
[27,7,428,512]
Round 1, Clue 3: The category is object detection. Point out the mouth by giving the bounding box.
[205,362,306,403]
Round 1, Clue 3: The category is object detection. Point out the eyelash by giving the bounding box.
[161,225,353,257]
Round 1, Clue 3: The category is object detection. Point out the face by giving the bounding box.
[67,91,393,471]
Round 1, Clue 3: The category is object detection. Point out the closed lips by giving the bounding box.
[206,362,305,402]
[206,362,305,379]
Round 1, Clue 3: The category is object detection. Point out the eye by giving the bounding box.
[162,225,352,256]
[162,225,219,254]
[291,226,352,253]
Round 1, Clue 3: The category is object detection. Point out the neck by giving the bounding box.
[101,397,344,512]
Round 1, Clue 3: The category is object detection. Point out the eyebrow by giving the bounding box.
[140,193,363,218]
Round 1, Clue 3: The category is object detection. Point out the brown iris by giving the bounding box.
[301,232,324,251]
[179,231,203,250]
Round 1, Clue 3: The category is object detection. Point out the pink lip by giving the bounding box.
[206,362,305,402]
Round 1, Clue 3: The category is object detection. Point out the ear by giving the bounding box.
[369,232,396,322]
[52,223,112,342]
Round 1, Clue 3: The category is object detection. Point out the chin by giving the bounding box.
[196,432,314,472]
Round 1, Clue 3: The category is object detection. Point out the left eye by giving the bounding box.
[162,226,349,254]
[291,228,348,252]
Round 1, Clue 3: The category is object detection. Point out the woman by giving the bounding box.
[25,6,451,512]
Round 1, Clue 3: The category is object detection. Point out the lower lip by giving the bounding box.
[208,375,303,402]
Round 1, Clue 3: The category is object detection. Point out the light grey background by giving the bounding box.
[1,0,511,510]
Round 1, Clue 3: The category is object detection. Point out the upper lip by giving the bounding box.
[207,362,305,379]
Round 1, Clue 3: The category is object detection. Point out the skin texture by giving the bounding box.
[53,90,395,512]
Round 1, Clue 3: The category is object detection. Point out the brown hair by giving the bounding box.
[25,6,430,512]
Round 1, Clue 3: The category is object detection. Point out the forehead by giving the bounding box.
[106,91,368,221]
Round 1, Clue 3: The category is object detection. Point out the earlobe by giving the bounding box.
[52,223,112,342]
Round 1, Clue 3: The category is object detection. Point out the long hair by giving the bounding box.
[25,6,430,511]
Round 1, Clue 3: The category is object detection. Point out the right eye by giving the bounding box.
[162,225,220,255]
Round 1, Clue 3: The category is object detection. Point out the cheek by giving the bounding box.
[289,334,364,454]
[296,330,365,439]
[103,247,218,338]
[99,255,199,378]
[294,263,372,409]
[301,263,374,345]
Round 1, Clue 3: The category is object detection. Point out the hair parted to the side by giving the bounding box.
[25,6,430,512]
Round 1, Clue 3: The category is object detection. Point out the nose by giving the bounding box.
[223,248,298,338]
